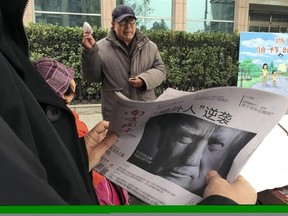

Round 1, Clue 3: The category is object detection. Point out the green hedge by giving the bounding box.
[25,23,240,102]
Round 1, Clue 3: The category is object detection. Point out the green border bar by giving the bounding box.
[0,205,287,213]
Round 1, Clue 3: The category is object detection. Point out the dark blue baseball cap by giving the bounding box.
[112,5,136,22]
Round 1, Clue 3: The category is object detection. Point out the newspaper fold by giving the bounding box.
[94,87,288,205]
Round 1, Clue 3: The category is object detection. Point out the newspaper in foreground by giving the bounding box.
[94,87,288,205]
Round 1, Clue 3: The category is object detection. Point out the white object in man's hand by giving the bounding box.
[83,22,93,34]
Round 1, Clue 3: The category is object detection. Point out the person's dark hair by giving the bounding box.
[154,113,213,148]
[62,83,75,104]
[272,70,277,74]
[262,63,268,69]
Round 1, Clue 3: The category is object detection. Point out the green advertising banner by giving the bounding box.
[0,205,288,214]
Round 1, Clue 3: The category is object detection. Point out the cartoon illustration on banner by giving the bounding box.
[238,32,288,96]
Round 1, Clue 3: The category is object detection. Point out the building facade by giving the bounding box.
[23,0,288,33]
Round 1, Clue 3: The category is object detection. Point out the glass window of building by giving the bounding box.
[116,0,172,31]
[249,3,288,33]
[34,0,101,27]
[186,0,235,33]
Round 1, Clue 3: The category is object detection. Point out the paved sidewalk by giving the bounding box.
[251,76,288,96]
[69,104,102,130]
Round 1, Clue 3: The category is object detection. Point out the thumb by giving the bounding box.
[206,170,221,183]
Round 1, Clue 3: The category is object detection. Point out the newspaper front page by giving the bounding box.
[94,87,288,205]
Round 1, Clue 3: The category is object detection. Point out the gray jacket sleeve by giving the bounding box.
[81,44,102,82]
[137,44,166,91]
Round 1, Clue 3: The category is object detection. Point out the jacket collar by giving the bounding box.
[106,28,149,48]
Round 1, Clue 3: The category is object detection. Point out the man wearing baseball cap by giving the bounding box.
[81,5,166,121]
[112,5,137,23]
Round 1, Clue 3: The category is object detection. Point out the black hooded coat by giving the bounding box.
[0,0,98,205]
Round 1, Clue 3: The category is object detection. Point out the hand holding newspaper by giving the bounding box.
[94,87,288,205]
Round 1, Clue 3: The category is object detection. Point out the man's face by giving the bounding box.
[113,17,136,45]
[152,118,243,194]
